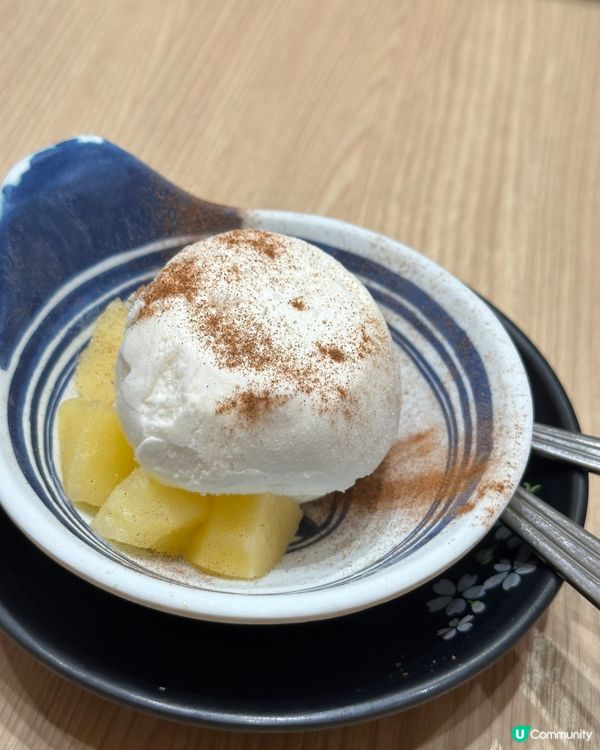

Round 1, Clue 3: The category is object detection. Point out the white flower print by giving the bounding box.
[437,614,474,640]
[426,574,486,616]
[427,483,542,641]
[483,546,537,591]
[494,523,520,549]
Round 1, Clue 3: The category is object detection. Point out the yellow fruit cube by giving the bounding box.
[185,494,302,579]
[75,299,127,404]
[92,468,213,550]
[58,398,135,507]
[152,526,198,555]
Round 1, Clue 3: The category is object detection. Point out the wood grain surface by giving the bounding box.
[1,1,599,748]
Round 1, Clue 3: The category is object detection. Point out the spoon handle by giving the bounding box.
[503,487,600,610]
[532,423,600,474]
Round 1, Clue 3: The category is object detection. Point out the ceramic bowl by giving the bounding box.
[0,137,532,624]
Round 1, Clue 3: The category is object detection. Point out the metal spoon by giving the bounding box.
[502,424,600,608]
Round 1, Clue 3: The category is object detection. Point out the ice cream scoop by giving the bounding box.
[116,229,401,501]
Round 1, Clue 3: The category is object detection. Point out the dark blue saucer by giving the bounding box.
[0,310,587,729]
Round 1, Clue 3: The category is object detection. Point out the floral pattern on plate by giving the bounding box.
[427,484,541,640]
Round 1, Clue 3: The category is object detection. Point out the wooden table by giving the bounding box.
[1,1,598,747]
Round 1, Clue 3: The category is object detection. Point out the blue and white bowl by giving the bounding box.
[0,137,532,624]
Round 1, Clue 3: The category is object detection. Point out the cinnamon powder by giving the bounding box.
[215,389,289,424]
[218,228,283,260]
[329,428,497,518]
[132,229,387,425]
[136,256,200,323]
[316,342,346,363]
[200,311,275,371]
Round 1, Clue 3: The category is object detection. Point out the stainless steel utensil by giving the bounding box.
[501,424,599,608]
[532,424,600,474]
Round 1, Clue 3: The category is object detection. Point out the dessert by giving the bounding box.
[92,467,213,552]
[59,397,135,507]
[116,229,400,500]
[185,493,303,579]
[58,229,401,579]
[74,299,128,404]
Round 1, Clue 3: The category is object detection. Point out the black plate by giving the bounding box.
[0,310,587,731]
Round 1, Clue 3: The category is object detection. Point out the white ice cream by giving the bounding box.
[116,230,400,501]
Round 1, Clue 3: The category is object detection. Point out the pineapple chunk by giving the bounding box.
[185,494,302,579]
[92,468,212,550]
[58,398,135,506]
[75,299,127,404]
[152,526,198,555]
